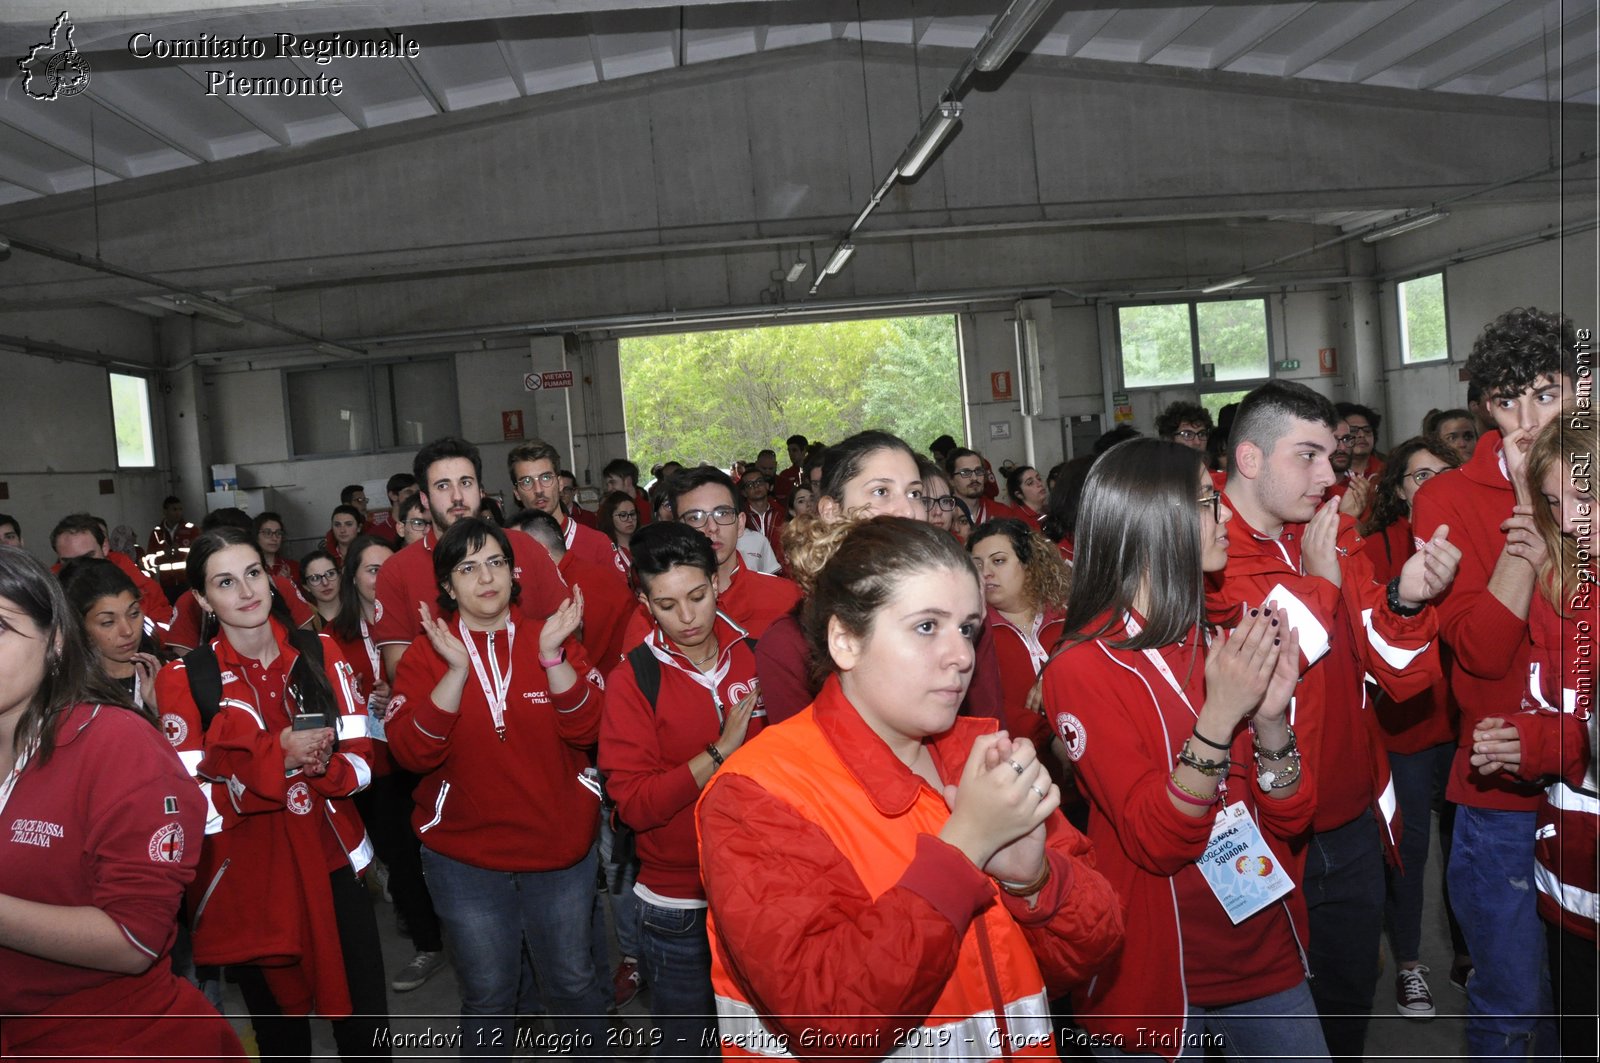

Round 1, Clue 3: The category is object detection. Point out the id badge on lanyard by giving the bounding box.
[460,618,515,741]
[1196,803,1295,923]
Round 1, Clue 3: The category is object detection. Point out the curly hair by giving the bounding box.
[1526,411,1597,614]
[1360,436,1460,538]
[1154,401,1212,441]
[967,517,1071,613]
[781,513,863,597]
[1465,307,1578,398]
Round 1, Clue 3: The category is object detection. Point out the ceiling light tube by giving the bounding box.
[172,295,244,324]
[896,101,964,179]
[785,259,808,283]
[824,243,856,275]
[974,0,1057,72]
[1361,210,1449,243]
[1199,274,1254,294]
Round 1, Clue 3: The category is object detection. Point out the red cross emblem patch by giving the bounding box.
[148,823,185,863]
[160,713,188,746]
[286,781,313,815]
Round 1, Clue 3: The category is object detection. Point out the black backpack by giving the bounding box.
[602,638,757,880]
[183,628,339,737]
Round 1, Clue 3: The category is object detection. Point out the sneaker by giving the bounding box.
[1396,965,1436,1019]
[1449,957,1473,994]
[612,957,643,1009]
[392,950,446,993]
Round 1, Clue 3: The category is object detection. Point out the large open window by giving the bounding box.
[1117,297,1271,392]
[285,356,458,457]
[618,315,963,475]
[1398,272,1448,363]
[109,372,155,467]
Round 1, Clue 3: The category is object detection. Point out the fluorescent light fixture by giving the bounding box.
[785,259,808,283]
[824,242,855,275]
[313,341,362,358]
[1200,274,1254,294]
[896,101,964,179]
[975,0,1057,72]
[171,294,243,324]
[1361,210,1449,243]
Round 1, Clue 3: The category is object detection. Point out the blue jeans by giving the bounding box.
[638,901,718,1062]
[421,844,611,1059]
[1448,806,1556,1058]
[1384,742,1456,963]
[1089,981,1329,1060]
[1303,813,1385,1060]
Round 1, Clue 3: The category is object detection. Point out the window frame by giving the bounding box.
[282,354,460,460]
[1396,270,1451,365]
[108,371,157,468]
[1113,295,1275,397]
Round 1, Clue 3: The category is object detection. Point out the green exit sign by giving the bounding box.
[1277,359,1301,371]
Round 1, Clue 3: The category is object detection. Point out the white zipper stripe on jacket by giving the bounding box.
[419,780,450,833]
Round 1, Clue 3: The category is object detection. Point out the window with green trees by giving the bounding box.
[1117,298,1270,389]
[619,315,964,476]
[1398,273,1448,363]
[109,372,155,467]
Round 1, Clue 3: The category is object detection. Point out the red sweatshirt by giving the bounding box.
[1360,518,1457,754]
[388,620,603,871]
[599,616,764,901]
[1509,584,1598,941]
[1045,624,1314,1055]
[1215,497,1438,845]
[987,606,1064,751]
[558,551,636,674]
[1410,433,1546,810]
[622,556,801,650]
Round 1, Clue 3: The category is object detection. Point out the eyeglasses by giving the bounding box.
[453,555,510,579]
[1346,425,1375,437]
[741,480,767,492]
[1407,467,1446,487]
[305,571,339,586]
[679,506,739,529]
[614,510,639,522]
[1333,435,1355,448]
[405,517,431,530]
[1174,429,1211,442]
[921,495,957,512]
[951,467,985,480]
[258,528,284,539]
[514,472,557,489]
[1197,491,1223,522]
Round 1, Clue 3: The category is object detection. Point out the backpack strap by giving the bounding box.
[182,644,224,731]
[626,641,662,711]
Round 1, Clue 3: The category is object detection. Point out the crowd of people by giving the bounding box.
[0,303,1593,1063]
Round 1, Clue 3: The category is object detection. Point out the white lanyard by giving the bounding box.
[0,743,37,823]
[359,617,381,685]
[650,631,732,721]
[1123,614,1228,801]
[459,618,515,741]
[132,669,144,711]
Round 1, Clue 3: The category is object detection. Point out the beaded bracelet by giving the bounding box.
[1256,751,1302,791]
[1253,725,1298,760]
[1168,775,1217,807]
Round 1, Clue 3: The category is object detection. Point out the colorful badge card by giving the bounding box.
[1196,803,1295,925]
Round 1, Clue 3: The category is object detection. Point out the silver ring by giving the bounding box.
[1029,784,1046,799]
[1008,759,1025,775]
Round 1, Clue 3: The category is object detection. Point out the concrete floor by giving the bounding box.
[220,813,1472,1060]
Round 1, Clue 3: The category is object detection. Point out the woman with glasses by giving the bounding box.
[254,511,298,584]
[598,490,641,569]
[919,460,958,537]
[300,547,342,631]
[1043,438,1325,1058]
[1005,465,1049,531]
[1357,436,1469,1013]
[388,517,609,1057]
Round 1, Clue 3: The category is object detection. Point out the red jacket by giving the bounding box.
[1045,625,1315,1054]
[966,497,1023,526]
[155,622,379,1018]
[742,500,788,568]
[1411,433,1547,810]
[1214,496,1438,848]
[987,607,1064,751]
[388,620,603,871]
[146,520,199,588]
[558,551,636,674]
[561,509,624,572]
[1508,585,1598,941]
[0,703,242,1059]
[599,616,764,901]
[1360,518,1457,754]
[697,676,1123,1057]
